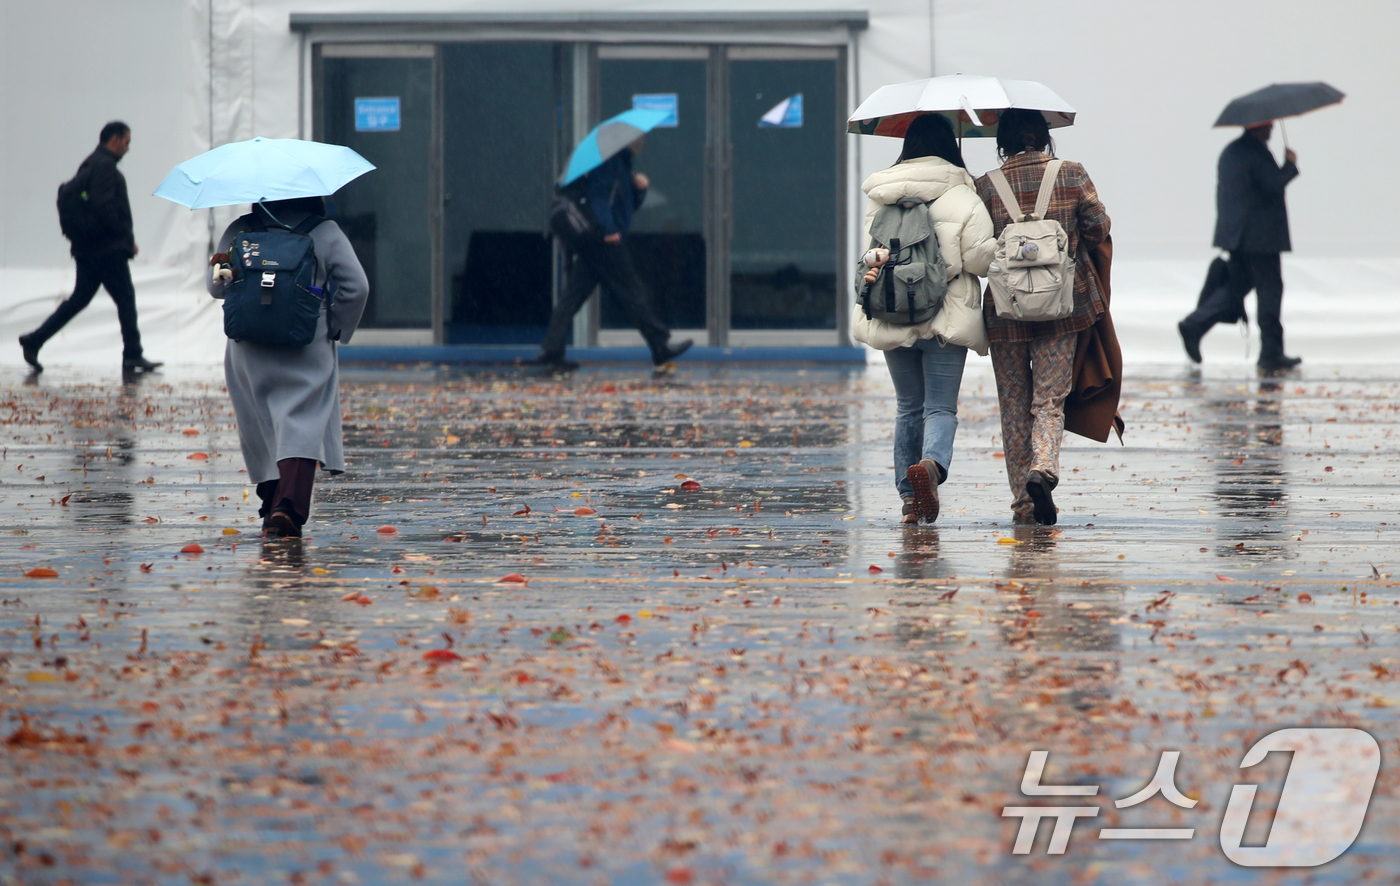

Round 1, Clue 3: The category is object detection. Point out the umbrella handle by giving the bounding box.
[1279,119,1289,151]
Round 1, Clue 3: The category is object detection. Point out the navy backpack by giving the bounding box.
[222,216,328,347]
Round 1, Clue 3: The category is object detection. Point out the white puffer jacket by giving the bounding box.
[851,156,995,354]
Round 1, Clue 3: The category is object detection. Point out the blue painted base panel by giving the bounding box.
[338,345,865,365]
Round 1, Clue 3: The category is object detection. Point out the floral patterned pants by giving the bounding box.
[990,333,1077,522]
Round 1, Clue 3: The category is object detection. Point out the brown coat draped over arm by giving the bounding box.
[1063,236,1125,443]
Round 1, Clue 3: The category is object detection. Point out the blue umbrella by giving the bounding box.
[153,137,375,209]
[559,108,672,187]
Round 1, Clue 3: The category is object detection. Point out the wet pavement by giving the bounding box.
[2,361,1400,885]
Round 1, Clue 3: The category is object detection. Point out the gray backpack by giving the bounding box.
[985,159,1076,321]
[857,197,949,326]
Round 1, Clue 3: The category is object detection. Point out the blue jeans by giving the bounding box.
[884,338,968,499]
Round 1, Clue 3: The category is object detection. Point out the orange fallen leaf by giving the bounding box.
[868,565,883,573]
[1297,593,1314,603]
[680,480,701,491]
[499,573,528,584]
[139,563,153,573]
[574,507,596,516]
[422,649,463,663]
[182,429,200,435]
[1025,610,1043,618]
[354,596,373,606]
[187,452,209,460]
[615,614,632,624]
[24,568,59,578]
[142,516,159,524]
[1216,575,1235,581]
[180,543,205,554]
[341,591,363,602]
[513,504,532,516]
[724,449,738,456]
[376,525,398,534]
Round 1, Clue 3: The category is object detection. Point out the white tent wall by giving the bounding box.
[1,0,1396,367]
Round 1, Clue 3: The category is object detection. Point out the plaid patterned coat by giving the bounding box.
[974,152,1111,342]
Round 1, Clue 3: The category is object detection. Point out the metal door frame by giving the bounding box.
[586,42,847,348]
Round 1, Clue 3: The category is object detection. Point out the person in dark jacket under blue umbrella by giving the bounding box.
[1178,121,1301,371]
[536,136,691,373]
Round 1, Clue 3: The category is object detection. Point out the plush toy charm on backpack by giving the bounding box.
[985,159,1075,321]
[219,215,329,348]
[856,197,949,327]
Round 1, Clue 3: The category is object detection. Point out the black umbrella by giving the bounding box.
[1213,82,1345,128]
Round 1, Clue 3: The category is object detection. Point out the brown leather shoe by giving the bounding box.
[267,509,302,538]
[906,459,940,523]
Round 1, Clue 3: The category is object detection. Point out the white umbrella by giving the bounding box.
[848,74,1076,139]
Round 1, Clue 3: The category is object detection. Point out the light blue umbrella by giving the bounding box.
[559,108,672,187]
[153,137,375,209]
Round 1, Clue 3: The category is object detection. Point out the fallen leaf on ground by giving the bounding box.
[24,568,59,578]
[499,573,528,584]
[574,507,597,516]
[187,452,209,460]
[376,525,398,534]
[422,649,463,663]
[181,543,205,554]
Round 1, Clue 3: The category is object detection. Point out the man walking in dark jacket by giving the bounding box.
[19,121,162,373]
[1178,121,1301,371]
[536,136,690,373]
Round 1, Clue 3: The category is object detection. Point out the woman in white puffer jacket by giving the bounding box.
[852,113,995,523]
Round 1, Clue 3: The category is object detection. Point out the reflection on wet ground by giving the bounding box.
[2,362,1400,884]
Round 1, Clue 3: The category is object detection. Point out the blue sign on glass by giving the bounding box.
[632,93,679,127]
[759,93,803,128]
[355,97,401,132]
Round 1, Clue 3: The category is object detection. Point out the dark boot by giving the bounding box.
[1025,470,1057,526]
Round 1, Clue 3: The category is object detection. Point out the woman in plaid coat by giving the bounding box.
[974,109,1111,525]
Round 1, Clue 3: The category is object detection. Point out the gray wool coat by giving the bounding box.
[207,210,369,484]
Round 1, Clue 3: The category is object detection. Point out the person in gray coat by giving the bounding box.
[1178,121,1301,371]
[207,196,369,538]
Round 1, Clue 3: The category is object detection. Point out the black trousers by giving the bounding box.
[1181,251,1285,363]
[27,254,144,359]
[539,238,670,363]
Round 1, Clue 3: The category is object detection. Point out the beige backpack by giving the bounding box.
[985,159,1075,321]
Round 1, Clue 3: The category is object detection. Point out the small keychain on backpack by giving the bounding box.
[210,252,233,286]
[862,247,889,283]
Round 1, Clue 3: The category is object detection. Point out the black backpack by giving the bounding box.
[56,164,99,247]
[222,216,328,348]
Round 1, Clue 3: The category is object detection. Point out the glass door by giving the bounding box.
[318,45,438,342]
[596,46,710,343]
[727,47,843,341]
[442,42,571,344]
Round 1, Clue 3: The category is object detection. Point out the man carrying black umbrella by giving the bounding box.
[1178,120,1301,371]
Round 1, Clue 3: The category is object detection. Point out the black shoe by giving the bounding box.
[1258,355,1302,372]
[653,339,693,366]
[1025,470,1058,526]
[18,335,42,372]
[1177,322,1202,364]
[267,509,303,538]
[122,356,163,373]
[534,354,579,373]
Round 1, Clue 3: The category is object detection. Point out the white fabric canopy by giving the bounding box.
[2,0,1398,365]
